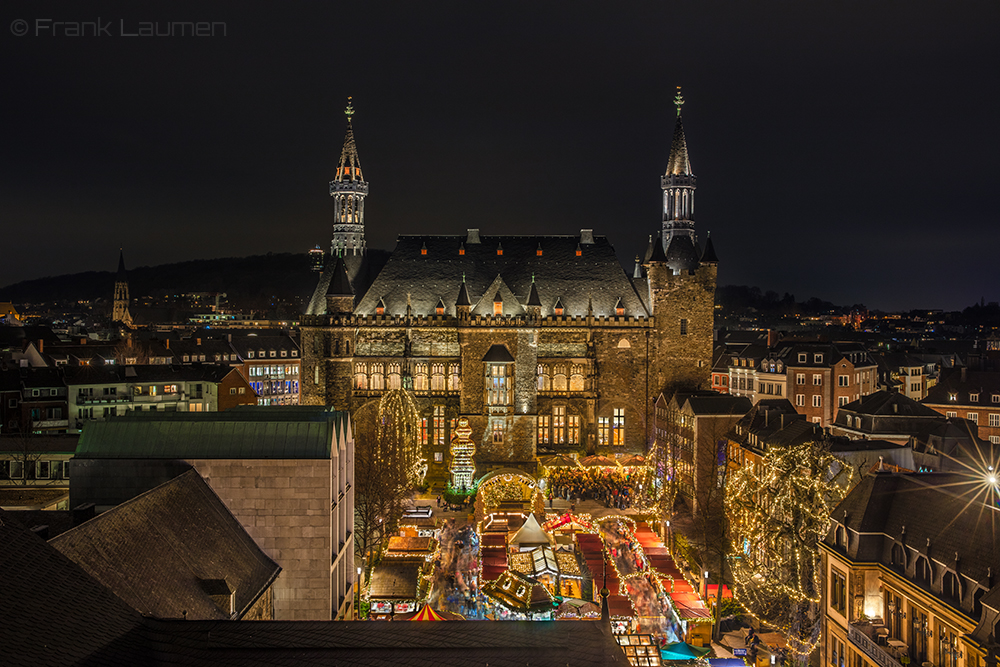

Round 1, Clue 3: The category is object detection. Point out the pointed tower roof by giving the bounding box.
[333,97,363,183]
[700,232,718,264]
[665,88,692,176]
[648,232,668,263]
[116,248,127,280]
[326,252,354,297]
[526,275,542,307]
[455,274,471,307]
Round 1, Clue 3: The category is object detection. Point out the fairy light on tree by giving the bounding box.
[726,439,852,662]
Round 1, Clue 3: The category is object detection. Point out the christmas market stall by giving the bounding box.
[368,558,426,619]
[482,570,556,620]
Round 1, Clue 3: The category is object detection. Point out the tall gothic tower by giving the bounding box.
[661,88,700,271]
[112,248,133,327]
[329,97,367,258]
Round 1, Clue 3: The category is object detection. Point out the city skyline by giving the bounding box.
[3,1,998,311]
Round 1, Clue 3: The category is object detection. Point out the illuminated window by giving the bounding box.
[552,364,568,392]
[812,395,822,407]
[553,406,565,443]
[612,408,625,446]
[813,374,822,385]
[617,338,631,349]
[569,365,585,392]
[431,363,446,392]
[421,417,428,445]
[989,414,1000,427]
[568,415,580,444]
[414,363,428,391]
[487,363,512,406]
[448,364,461,391]
[492,421,504,443]
[537,364,551,391]
[493,296,503,316]
[598,417,610,446]
[968,412,979,423]
[388,363,401,390]
[370,363,385,390]
[554,300,564,316]
[537,415,550,444]
[434,405,445,446]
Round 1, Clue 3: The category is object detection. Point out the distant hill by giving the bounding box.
[0,253,319,307]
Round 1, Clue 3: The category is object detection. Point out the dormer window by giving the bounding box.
[248,351,254,359]
[493,294,503,316]
[993,394,1000,403]
[536,244,543,257]
[970,393,979,402]
[814,353,823,364]
[376,298,386,315]
[949,393,957,401]
[436,298,445,316]
[615,298,625,317]
[798,353,807,363]
[575,244,582,257]
[554,299,564,317]
[280,350,287,358]
[496,243,503,256]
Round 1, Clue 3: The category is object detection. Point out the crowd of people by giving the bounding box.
[546,467,647,509]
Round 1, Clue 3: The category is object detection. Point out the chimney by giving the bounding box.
[30,525,50,540]
[960,367,967,382]
[72,502,96,526]
[37,339,43,354]
[767,329,778,348]
[466,228,481,244]
[165,339,170,350]
[196,338,202,346]
[580,229,595,244]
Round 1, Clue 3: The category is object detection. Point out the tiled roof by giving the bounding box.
[50,470,280,621]
[355,234,649,318]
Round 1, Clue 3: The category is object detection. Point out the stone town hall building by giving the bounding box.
[301,95,718,483]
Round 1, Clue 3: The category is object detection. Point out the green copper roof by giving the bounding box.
[77,410,350,460]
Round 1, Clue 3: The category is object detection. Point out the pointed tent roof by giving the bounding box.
[333,98,363,183]
[665,234,700,272]
[326,252,354,297]
[510,513,551,548]
[665,110,692,176]
[116,248,127,280]
[409,603,447,621]
[648,232,668,263]
[700,232,718,264]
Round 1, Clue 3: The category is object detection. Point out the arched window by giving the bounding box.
[537,364,551,391]
[414,363,429,392]
[387,363,401,390]
[431,363,446,392]
[617,338,631,349]
[448,364,461,391]
[354,363,367,390]
[370,363,385,390]
[570,364,585,392]
[345,340,351,355]
[552,364,568,392]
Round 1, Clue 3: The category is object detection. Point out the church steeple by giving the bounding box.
[112,248,133,327]
[661,87,697,249]
[329,97,368,257]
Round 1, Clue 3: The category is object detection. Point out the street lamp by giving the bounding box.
[355,565,363,620]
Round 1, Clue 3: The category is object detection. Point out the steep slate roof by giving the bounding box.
[0,508,150,666]
[76,412,346,459]
[0,511,630,666]
[665,113,692,176]
[664,234,700,273]
[925,368,1000,406]
[50,470,280,620]
[355,234,649,318]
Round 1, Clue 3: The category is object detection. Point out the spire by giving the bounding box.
[329,97,368,259]
[455,274,471,307]
[700,231,718,264]
[526,276,542,307]
[326,251,354,297]
[334,97,363,183]
[116,248,127,279]
[648,232,667,263]
[665,88,692,177]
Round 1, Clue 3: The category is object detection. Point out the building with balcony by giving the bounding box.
[924,369,1000,445]
[230,335,301,406]
[820,471,1000,667]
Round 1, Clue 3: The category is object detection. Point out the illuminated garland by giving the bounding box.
[725,440,852,656]
[374,388,424,485]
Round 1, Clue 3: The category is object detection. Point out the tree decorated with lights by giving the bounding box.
[726,440,852,661]
[353,389,424,570]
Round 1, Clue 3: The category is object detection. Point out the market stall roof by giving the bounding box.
[580,454,619,468]
[618,454,648,467]
[483,570,553,614]
[510,514,551,548]
[661,642,712,660]
[408,603,446,621]
[387,536,434,556]
[539,454,580,468]
[369,559,422,600]
[555,597,600,619]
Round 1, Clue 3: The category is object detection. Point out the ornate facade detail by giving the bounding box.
[329,97,368,258]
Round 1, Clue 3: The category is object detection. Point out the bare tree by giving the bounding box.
[113,336,149,365]
[1,428,44,486]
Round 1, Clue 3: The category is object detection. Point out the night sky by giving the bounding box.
[3,1,998,311]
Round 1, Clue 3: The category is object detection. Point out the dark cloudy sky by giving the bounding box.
[2,1,997,311]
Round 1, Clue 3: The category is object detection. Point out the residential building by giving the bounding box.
[20,368,68,433]
[923,368,1000,444]
[230,335,301,405]
[820,471,999,667]
[0,434,78,509]
[654,390,751,513]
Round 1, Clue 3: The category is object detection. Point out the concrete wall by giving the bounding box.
[188,458,334,620]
